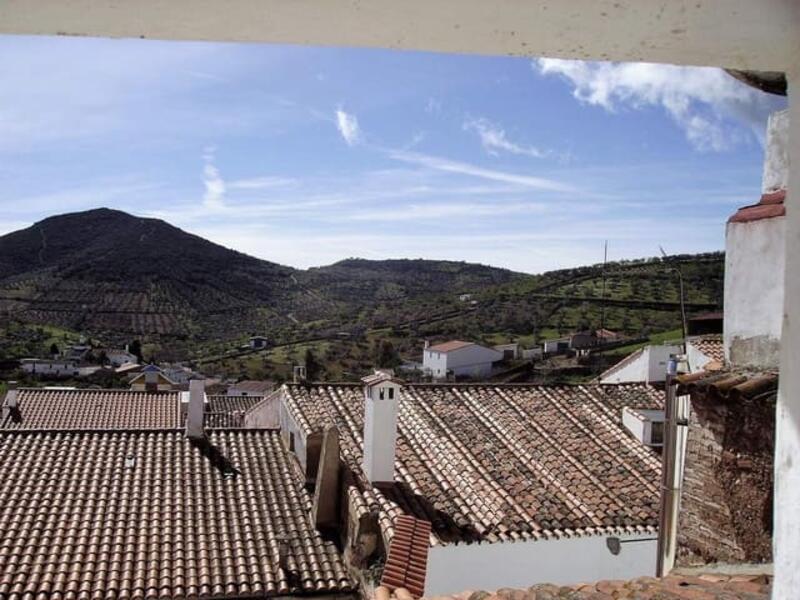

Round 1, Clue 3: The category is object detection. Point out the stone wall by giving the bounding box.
[676,391,775,566]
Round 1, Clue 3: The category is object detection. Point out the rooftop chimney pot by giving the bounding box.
[361,371,402,484]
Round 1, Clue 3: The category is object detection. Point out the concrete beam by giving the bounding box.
[311,427,341,529]
[774,72,800,598]
[0,0,797,71]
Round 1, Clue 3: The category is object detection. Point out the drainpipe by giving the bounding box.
[656,356,681,577]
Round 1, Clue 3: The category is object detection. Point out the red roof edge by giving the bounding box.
[381,516,431,598]
[729,189,787,223]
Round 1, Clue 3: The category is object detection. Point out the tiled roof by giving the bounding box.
[687,334,725,363]
[677,369,778,401]
[380,516,431,598]
[229,380,274,394]
[204,394,265,428]
[729,189,786,223]
[427,341,474,353]
[406,573,771,600]
[282,383,663,546]
[1,388,181,430]
[0,429,353,599]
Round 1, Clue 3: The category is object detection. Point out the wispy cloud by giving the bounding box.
[534,59,783,152]
[388,150,576,193]
[464,117,549,158]
[343,201,546,222]
[335,108,361,146]
[228,176,298,190]
[202,146,226,209]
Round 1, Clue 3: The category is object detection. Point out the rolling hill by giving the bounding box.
[0,208,724,365]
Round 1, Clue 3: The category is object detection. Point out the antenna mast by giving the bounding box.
[599,240,608,338]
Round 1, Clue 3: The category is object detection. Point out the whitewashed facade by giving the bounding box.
[423,342,502,380]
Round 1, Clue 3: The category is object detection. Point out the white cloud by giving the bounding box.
[389,150,576,192]
[335,108,361,146]
[535,59,782,152]
[464,117,549,158]
[202,146,226,209]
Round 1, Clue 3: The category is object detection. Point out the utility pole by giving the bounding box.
[599,240,608,338]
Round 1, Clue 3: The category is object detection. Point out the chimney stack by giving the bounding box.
[293,365,307,383]
[186,378,205,439]
[361,371,402,484]
[2,381,18,421]
[4,381,18,408]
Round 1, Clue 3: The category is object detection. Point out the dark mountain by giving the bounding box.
[0,209,519,344]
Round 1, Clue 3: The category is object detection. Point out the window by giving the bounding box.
[289,431,296,452]
[379,388,385,400]
[388,387,394,400]
[650,421,664,445]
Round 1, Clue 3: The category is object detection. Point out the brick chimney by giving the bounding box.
[362,371,402,484]
[185,378,205,439]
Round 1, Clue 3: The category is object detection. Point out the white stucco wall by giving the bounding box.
[425,533,657,596]
[243,394,280,428]
[763,110,789,193]
[600,345,680,384]
[724,216,785,367]
[686,342,712,373]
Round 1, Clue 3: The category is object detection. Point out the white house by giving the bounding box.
[542,337,570,354]
[599,344,682,384]
[20,358,80,378]
[422,340,503,380]
[105,349,138,368]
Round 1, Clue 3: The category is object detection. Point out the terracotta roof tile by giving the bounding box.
[282,383,663,546]
[380,516,431,598]
[1,388,181,430]
[427,341,474,353]
[0,429,353,599]
[408,573,771,600]
[688,335,725,363]
[728,189,786,223]
[203,394,264,428]
[677,369,778,401]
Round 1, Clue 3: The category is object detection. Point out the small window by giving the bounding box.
[289,431,296,452]
[379,388,385,400]
[650,421,664,445]
[388,387,395,400]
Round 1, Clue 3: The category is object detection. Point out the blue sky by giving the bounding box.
[0,35,786,273]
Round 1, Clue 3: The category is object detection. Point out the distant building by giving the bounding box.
[492,342,520,360]
[688,312,724,336]
[65,344,91,362]
[105,348,138,367]
[129,364,177,392]
[570,329,621,351]
[458,293,473,302]
[20,358,80,378]
[542,336,570,354]
[599,344,682,384]
[249,335,269,349]
[422,340,503,380]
